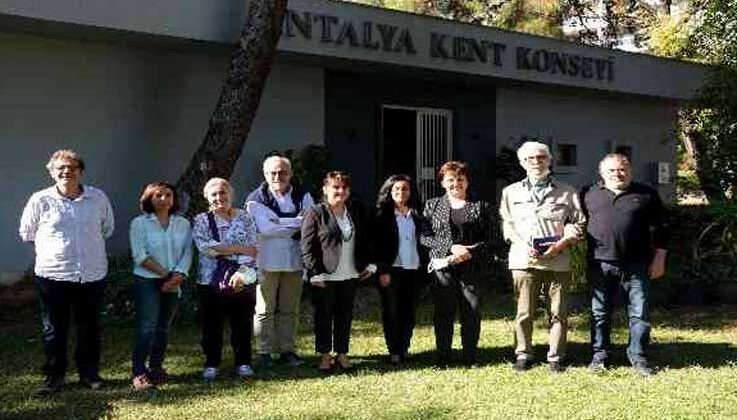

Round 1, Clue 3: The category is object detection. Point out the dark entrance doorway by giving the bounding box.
[380,107,416,182]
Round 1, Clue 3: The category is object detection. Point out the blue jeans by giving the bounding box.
[35,276,106,378]
[132,276,179,376]
[589,261,651,365]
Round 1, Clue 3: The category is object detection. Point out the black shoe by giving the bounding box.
[388,354,402,366]
[35,375,65,396]
[632,361,655,377]
[258,353,272,369]
[549,361,565,374]
[462,355,478,368]
[79,374,104,390]
[512,359,532,372]
[435,354,452,368]
[588,359,606,373]
[279,352,303,367]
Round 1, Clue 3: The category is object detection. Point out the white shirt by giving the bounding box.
[311,210,359,283]
[129,213,193,278]
[246,190,314,272]
[393,209,420,270]
[19,185,115,282]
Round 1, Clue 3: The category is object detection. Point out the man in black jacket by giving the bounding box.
[581,153,668,376]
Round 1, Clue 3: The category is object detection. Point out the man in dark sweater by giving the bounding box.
[581,153,667,376]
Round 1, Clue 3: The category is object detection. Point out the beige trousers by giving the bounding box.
[512,269,570,362]
[254,270,303,354]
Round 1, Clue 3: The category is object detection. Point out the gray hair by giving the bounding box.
[516,141,551,162]
[263,155,292,173]
[46,149,85,172]
[598,153,631,173]
[202,177,234,197]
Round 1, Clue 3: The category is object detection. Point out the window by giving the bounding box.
[556,144,578,166]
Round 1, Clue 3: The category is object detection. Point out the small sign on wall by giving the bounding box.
[657,162,671,184]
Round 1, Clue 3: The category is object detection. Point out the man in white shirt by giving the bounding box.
[245,156,314,368]
[19,149,115,395]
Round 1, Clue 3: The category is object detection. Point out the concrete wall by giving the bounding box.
[496,85,679,197]
[1,0,707,100]
[0,31,324,280]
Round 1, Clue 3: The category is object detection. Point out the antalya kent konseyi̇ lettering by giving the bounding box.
[283,9,615,82]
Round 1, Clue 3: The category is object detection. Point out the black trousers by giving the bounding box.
[378,268,422,356]
[34,276,106,378]
[198,284,256,367]
[311,280,357,354]
[432,269,481,362]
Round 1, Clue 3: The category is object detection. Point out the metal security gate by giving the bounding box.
[416,108,453,202]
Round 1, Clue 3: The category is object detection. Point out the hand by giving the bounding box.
[161,273,184,292]
[648,249,667,279]
[228,272,246,291]
[312,281,326,288]
[242,246,258,257]
[539,241,563,260]
[528,246,541,258]
[379,273,391,287]
[358,269,373,280]
[563,224,583,241]
[450,244,472,258]
[450,253,471,264]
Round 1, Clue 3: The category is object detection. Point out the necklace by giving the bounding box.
[336,211,354,242]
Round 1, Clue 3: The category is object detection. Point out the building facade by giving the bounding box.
[0,0,706,282]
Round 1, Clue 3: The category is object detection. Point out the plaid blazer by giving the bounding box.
[419,194,492,261]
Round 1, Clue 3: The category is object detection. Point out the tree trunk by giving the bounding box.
[176,0,288,215]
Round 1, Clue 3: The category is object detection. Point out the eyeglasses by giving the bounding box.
[524,155,549,162]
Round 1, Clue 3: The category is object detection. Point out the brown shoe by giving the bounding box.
[335,354,351,370]
[317,353,333,372]
[132,374,153,390]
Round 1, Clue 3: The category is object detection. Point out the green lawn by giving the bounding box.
[1,287,736,420]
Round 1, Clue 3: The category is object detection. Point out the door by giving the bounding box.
[381,106,453,202]
[416,108,453,202]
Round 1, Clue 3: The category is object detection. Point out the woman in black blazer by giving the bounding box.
[373,174,426,365]
[301,171,375,371]
[420,161,491,366]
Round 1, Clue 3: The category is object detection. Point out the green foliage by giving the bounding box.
[568,241,588,292]
[103,251,201,321]
[280,144,331,199]
[692,0,737,67]
[680,0,737,202]
[669,203,737,289]
[677,168,701,196]
[647,12,696,59]
[103,251,135,318]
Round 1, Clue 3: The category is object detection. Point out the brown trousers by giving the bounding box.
[512,269,570,362]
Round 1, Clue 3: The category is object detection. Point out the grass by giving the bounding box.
[1,286,736,420]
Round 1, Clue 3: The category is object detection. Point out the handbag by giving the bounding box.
[206,212,243,296]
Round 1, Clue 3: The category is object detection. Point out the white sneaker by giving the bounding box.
[236,365,254,378]
[203,367,218,381]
